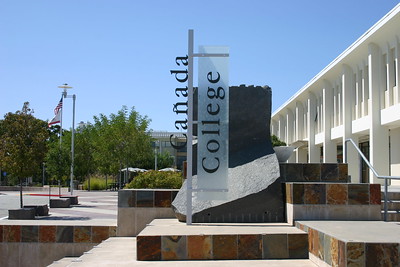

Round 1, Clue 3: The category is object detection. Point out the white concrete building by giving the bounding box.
[271,4,400,185]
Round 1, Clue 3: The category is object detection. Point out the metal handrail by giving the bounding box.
[344,138,400,221]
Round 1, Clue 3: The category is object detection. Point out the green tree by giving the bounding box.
[0,102,49,207]
[45,139,71,186]
[74,124,96,184]
[91,106,153,187]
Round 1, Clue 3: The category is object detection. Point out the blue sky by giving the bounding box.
[1,1,399,132]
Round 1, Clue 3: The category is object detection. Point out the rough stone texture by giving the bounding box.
[8,208,36,220]
[172,85,280,223]
[50,198,71,208]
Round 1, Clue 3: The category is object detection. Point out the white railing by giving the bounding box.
[344,138,400,221]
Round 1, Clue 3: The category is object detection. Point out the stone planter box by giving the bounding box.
[24,205,49,216]
[60,195,79,205]
[50,198,71,208]
[8,208,36,220]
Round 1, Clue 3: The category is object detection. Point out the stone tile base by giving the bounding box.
[136,219,309,261]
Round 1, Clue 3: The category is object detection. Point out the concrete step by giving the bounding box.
[381,210,400,221]
[136,219,309,261]
[381,200,400,210]
[65,237,317,267]
[381,191,400,200]
[47,257,80,267]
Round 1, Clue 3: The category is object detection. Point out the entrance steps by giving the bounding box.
[381,191,400,221]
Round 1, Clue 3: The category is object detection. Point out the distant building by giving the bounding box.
[150,131,187,170]
[271,4,400,185]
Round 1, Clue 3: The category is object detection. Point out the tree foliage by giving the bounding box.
[0,102,49,206]
[0,102,49,178]
[125,170,182,189]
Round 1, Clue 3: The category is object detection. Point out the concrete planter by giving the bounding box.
[24,205,49,216]
[273,146,295,162]
[50,198,71,208]
[8,208,36,220]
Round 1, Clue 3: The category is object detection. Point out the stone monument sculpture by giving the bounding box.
[172,85,284,223]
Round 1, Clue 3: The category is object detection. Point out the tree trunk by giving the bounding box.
[19,178,23,208]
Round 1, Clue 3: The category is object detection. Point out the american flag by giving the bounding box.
[54,97,63,115]
[48,97,63,127]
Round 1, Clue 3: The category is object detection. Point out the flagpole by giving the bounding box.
[60,93,63,146]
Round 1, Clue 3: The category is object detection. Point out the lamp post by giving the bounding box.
[58,83,76,195]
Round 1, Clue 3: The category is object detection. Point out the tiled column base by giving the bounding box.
[296,221,400,267]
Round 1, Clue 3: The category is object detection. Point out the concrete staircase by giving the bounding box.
[382,191,400,221]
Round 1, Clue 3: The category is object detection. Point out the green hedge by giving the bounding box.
[124,170,182,189]
[83,176,108,190]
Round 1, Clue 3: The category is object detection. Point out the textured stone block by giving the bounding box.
[338,164,348,181]
[21,225,39,242]
[137,235,161,261]
[74,226,91,243]
[303,164,321,181]
[24,205,49,216]
[369,184,381,205]
[285,164,304,181]
[155,191,172,207]
[323,234,332,265]
[348,184,369,205]
[50,198,70,208]
[39,226,56,243]
[347,242,365,267]
[213,235,238,260]
[366,243,399,267]
[56,226,73,243]
[286,184,293,204]
[187,235,212,260]
[330,237,339,267]
[118,190,136,207]
[327,184,348,205]
[292,184,305,204]
[288,233,308,259]
[321,164,339,181]
[263,234,288,259]
[92,226,109,243]
[308,228,319,256]
[4,225,21,242]
[60,196,78,205]
[304,184,326,205]
[8,208,36,220]
[136,191,154,207]
[238,234,262,260]
[161,235,187,260]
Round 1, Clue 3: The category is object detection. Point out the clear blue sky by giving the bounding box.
[1,1,399,132]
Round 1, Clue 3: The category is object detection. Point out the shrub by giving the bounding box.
[83,175,108,190]
[271,135,287,147]
[124,170,182,189]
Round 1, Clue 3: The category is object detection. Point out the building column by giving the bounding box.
[278,115,286,144]
[342,64,359,182]
[368,43,390,184]
[395,37,400,104]
[322,80,337,163]
[286,109,295,162]
[307,92,319,162]
[390,128,400,185]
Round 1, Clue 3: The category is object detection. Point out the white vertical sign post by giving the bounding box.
[186,30,229,225]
